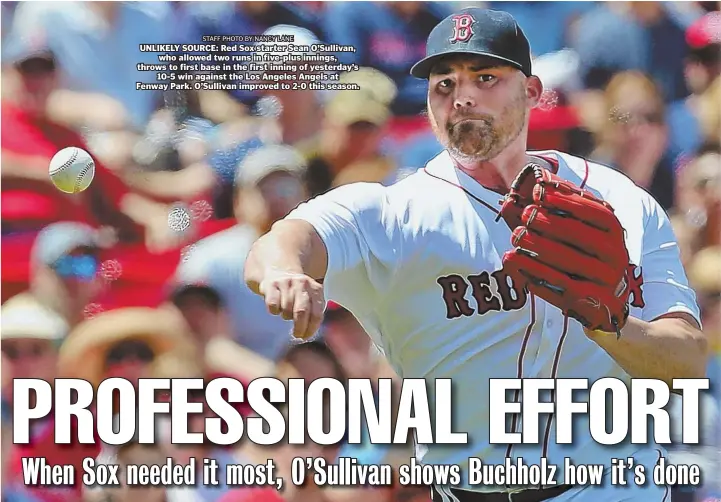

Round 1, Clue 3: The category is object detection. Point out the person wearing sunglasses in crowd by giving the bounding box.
[23,222,104,328]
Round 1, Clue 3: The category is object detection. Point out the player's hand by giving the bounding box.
[258,271,326,340]
[498,164,631,338]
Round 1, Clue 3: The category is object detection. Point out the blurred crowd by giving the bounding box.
[1,2,720,502]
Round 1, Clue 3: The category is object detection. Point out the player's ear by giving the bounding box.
[525,75,544,107]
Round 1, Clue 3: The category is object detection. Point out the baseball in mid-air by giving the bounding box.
[48,147,95,194]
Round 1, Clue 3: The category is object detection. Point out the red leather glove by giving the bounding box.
[498,163,632,337]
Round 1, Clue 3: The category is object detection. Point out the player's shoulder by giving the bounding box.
[549,150,660,213]
[297,168,439,231]
[312,167,431,208]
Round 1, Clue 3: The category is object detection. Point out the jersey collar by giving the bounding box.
[423,149,563,213]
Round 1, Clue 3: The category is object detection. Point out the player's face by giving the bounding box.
[427,56,534,162]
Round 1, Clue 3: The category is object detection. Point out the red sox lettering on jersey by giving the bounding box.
[437,264,646,319]
[627,263,645,308]
[437,269,526,318]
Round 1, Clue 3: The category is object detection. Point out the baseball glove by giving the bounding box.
[498,163,631,338]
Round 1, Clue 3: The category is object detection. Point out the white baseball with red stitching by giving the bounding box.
[48,146,95,194]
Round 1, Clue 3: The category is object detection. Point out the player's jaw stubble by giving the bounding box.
[430,88,528,163]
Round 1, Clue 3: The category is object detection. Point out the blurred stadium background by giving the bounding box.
[1,2,719,502]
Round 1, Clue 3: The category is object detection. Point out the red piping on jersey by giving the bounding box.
[580,159,590,189]
[422,168,500,215]
[535,153,589,189]
[505,293,536,462]
[421,154,563,217]
[541,314,570,466]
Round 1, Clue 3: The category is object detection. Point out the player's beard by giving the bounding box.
[433,88,528,162]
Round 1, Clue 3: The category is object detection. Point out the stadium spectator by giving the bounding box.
[25,222,104,327]
[669,212,702,271]
[246,25,325,146]
[84,436,168,502]
[8,1,171,132]
[688,246,721,386]
[321,302,390,381]
[176,1,322,113]
[297,68,398,197]
[675,145,721,250]
[53,305,194,490]
[175,144,308,360]
[0,297,69,501]
[282,341,346,454]
[589,71,676,210]
[322,2,452,115]
[571,2,691,102]
[218,360,328,502]
[668,11,721,168]
[167,262,277,416]
[57,306,196,388]
[148,358,237,502]
[278,342,354,502]
[0,41,179,251]
[177,1,321,53]
[168,271,233,347]
[203,22,327,213]
[487,2,594,57]
[1,399,43,502]
[0,293,67,401]
[320,304,422,502]
[2,297,99,502]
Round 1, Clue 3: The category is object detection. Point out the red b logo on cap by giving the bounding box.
[449,14,474,43]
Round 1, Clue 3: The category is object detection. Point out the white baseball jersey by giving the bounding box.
[285,149,701,492]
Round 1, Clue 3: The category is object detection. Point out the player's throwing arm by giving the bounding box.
[245,219,329,340]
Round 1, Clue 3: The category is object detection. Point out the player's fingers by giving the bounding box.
[292,288,312,339]
[503,249,573,308]
[511,227,619,286]
[262,283,282,316]
[534,186,622,236]
[521,206,625,268]
[305,292,326,340]
[279,286,296,321]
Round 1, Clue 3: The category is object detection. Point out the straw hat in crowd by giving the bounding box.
[58,306,197,386]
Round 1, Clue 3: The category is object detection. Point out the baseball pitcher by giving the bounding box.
[245,8,708,502]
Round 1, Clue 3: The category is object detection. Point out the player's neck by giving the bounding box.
[452,147,531,195]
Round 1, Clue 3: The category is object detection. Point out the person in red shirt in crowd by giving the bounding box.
[1,294,97,502]
[1,36,180,250]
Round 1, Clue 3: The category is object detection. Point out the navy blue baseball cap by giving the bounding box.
[410,8,532,79]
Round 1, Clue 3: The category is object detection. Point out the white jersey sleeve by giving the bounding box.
[285,183,399,315]
[638,195,701,326]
